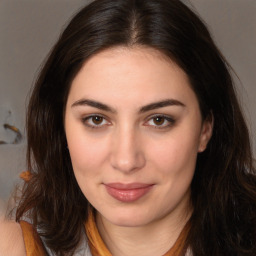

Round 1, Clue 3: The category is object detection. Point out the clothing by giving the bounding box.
[20,220,92,256]
[85,210,191,256]
[19,171,92,256]
[20,221,48,255]
[20,211,191,256]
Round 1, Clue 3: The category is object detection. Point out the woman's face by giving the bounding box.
[65,47,212,227]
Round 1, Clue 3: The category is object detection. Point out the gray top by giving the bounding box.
[21,215,92,256]
[41,234,92,256]
[41,231,92,256]
[21,216,192,256]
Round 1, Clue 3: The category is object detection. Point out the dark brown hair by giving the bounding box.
[16,0,256,255]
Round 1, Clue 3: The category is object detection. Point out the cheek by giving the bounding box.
[68,135,107,174]
[146,127,201,193]
[149,132,199,207]
[150,134,199,171]
[66,132,108,200]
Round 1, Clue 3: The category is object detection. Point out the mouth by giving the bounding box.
[104,183,154,202]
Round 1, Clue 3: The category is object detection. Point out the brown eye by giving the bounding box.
[92,116,103,125]
[145,115,175,129]
[153,117,165,126]
[82,115,109,128]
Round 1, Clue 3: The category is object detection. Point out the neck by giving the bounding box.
[96,200,192,256]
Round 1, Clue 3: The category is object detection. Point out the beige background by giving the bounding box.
[0,0,255,215]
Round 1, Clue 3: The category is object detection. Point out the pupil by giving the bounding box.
[154,117,164,125]
[93,116,103,124]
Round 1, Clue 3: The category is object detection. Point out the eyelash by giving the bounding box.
[81,114,175,130]
[81,114,110,129]
[145,114,175,129]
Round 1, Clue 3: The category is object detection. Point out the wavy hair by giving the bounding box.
[16,0,256,255]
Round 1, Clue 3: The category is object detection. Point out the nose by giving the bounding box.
[110,127,146,173]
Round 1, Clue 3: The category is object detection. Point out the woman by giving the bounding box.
[1,0,256,255]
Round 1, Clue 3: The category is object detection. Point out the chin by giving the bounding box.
[100,207,157,228]
[109,217,150,228]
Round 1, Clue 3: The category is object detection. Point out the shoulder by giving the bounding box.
[0,218,26,256]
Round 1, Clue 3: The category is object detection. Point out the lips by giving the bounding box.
[104,183,154,202]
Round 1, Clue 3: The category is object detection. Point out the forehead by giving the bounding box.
[67,46,197,109]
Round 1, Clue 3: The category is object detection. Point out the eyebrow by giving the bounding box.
[71,98,185,113]
[139,99,185,113]
[71,99,116,113]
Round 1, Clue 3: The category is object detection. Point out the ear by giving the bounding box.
[198,114,213,153]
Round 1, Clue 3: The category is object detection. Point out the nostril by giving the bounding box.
[110,152,146,173]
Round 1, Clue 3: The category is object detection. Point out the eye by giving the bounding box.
[82,115,110,128]
[145,115,175,129]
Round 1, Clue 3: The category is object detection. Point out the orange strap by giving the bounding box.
[20,221,47,256]
[85,210,112,256]
[85,209,190,256]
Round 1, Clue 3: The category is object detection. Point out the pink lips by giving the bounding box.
[104,183,153,202]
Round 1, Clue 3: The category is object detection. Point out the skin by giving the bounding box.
[0,218,26,256]
[65,46,212,256]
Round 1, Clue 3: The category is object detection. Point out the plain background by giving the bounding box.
[0,0,255,214]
